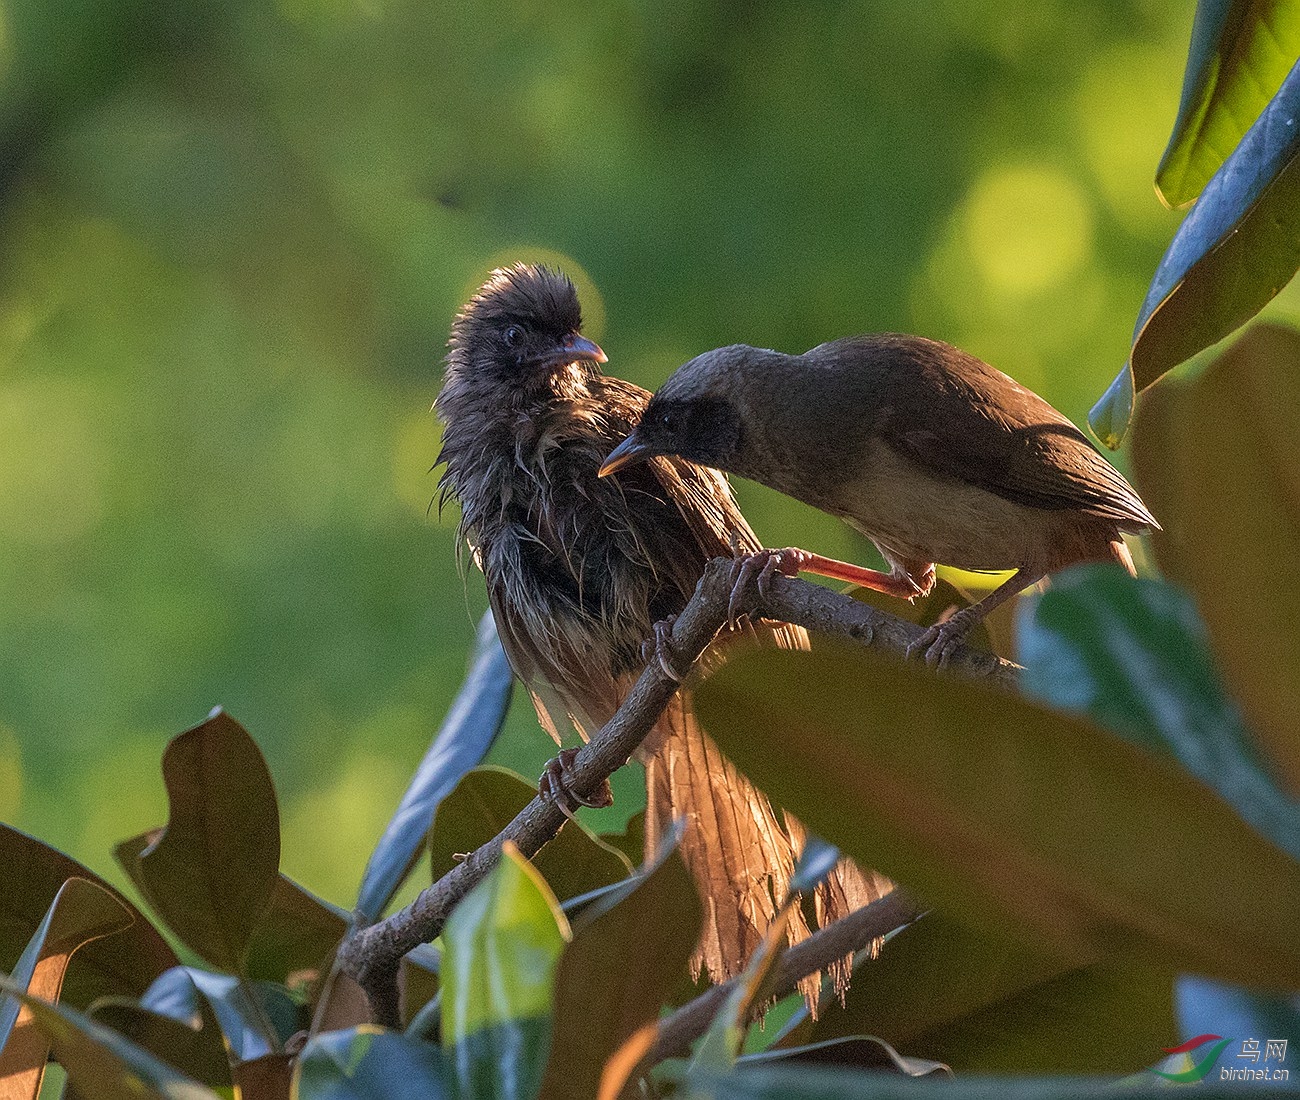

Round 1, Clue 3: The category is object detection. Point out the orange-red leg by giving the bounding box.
[727,546,929,623]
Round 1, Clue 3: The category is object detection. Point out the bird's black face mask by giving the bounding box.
[600,395,742,476]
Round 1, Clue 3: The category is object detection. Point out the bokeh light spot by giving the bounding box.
[281,746,411,904]
[963,165,1095,297]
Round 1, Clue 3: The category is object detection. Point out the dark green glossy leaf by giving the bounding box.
[233,1053,294,1097]
[598,810,646,868]
[118,834,349,987]
[1090,64,1300,447]
[537,847,701,1100]
[292,1025,453,1099]
[695,643,1300,988]
[401,944,441,1026]
[0,877,134,1097]
[810,913,1175,1074]
[1156,0,1300,205]
[246,876,349,985]
[1177,974,1300,1059]
[0,824,177,1008]
[913,964,1175,1074]
[135,709,281,973]
[448,1018,553,1100]
[356,612,513,923]
[184,967,303,1061]
[137,966,208,1027]
[442,843,567,1100]
[738,1036,949,1076]
[0,979,220,1099]
[685,1064,1258,1099]
[1131,323,1300,795]
[1019,564,1300,859]
[429,766,633,904]
[88,1000,231,1088]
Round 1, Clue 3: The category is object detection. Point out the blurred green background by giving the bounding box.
[2,0,1298,908]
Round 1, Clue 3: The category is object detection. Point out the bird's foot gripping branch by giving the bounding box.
[336,557,1019,1025]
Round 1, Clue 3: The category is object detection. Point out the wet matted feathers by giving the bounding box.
[435,264,889,992]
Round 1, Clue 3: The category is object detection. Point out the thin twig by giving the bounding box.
[649,889,925,1063]
[336,558,1019,1024]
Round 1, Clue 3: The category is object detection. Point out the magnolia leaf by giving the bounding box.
[1156,0,1300,206]
[0,878,134,1098]
[1090,62,1300,446]
[695,643,1300,988]
[135,710,281,973]
[356,612,513,923]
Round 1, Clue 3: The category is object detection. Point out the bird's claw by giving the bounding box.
[906,607,976,669]
[727,548,806,626]
[538,746,614,816]
[641,616,684,682]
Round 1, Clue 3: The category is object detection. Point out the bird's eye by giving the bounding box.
[503,325,522,348]
[658,410,676,431]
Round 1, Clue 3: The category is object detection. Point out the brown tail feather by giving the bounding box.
[1111,537,1137,577]
[640,693,893,1004]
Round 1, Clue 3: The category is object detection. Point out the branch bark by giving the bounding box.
[336,558,1019,1025]
[649,889,926,1063]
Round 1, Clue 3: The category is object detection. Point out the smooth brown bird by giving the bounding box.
[435,265,888,988]
[600,335,1158,664]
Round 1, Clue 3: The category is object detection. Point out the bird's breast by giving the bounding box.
[827,439,1077,572]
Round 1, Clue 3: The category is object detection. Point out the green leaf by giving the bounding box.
[684,1064,1255,1099]
[183,967,304,1062]
[246,876,349,984]
[441,842,568,1100]
[0,824,177,1008]
[294,1026,453,1099]
[1018,564,1300,859]
[1156,0,1300,206]
[88,999,231,1088]
[135,709,281,973]
[810,914,1175,1073]
[1178,974,1300,1058]
[693,896,794,1072]
[0,979,221,1100]
[401,944,441,1027]
[0,877,134,1097]
[537,846,702,1100]
[737,1036,949,1076]
[694,643,1300,988]
[1131,323,1300,796]
[429,767,633,904]
[598,810,646,869]
[1089,64,1300,446]
[356,611,513,923]
[118,832,349,986]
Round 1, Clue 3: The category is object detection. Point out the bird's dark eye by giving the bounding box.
[658,410,676,431]
[503,325,523,348]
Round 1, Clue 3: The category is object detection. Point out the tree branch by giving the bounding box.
[649,889,925,1063]
[336,558,1018,1025]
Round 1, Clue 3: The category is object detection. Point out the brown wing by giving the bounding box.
[822,336,1158,530]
